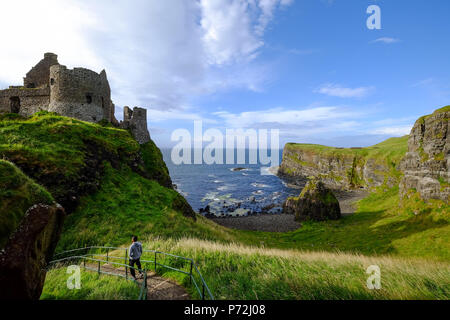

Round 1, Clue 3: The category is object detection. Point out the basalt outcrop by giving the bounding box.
[278,137,407,190]
[0,203,65,300]
[400,106,449,202]
[283,179,341,221]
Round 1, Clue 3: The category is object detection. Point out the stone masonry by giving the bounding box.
[0,53,151,144]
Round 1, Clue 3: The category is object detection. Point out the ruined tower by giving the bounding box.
[120,107,151,144]
[0,53,152,144]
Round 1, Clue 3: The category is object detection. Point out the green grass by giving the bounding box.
[56,162,238,251]
[1,111,448,300]
[41,267,139,300]
[282,136,409,188]
[0,160,54,248]
[285,136,409,163]
[138,237,450,300]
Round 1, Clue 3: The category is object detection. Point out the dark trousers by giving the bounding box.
[129,258,142,278]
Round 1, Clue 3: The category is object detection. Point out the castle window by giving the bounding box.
[50,78,55,85]
[86,94,93,104]
[26,83,35,88]
[10,97,21,114]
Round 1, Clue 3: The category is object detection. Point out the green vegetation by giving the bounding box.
[283,136,409,188]
[41,267,139,300]
[0,160,54,248]
[1,112,448,300]
[140,238,449,300]
[285,136,409,163]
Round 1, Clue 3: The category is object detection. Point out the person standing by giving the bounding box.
[129,235,143,280]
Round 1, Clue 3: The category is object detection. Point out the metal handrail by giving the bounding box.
[48,255,148,300]
[52,246,214,300]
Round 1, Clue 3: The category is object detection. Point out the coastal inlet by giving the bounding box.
[162,149,301,217]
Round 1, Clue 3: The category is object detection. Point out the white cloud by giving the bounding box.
[0,0,294,112]
[371,126,412,136]
[213,106,362,129]
[371,37,400,44]
[315,83,375,98]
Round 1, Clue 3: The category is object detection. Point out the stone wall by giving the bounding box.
[0,87,50,116]
[48,65,115,123]
[24,53,59,88]
[400,107,449,202]
[121,106,151,144]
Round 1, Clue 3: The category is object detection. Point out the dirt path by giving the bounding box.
[88,263,190,300]
[211,189,368,232]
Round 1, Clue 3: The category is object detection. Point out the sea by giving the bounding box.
[161,149,302,217]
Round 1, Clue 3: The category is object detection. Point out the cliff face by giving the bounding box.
[0,160,65,300]
[400,106,449,202]
[0,204,65,300]
[279,136,408,190]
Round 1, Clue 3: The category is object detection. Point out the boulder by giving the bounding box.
[0,203,65,300]
[283,179,341,221]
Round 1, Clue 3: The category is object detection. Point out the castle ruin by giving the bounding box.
[0,53,150,144]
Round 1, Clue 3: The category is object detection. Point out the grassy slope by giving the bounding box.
[140,238,449,300]
[1,112,448,299]
[41,267,139,300]
[285,136,409,162]
[0,160,54,248]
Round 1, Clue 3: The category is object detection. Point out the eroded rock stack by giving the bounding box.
[283,179,341,221]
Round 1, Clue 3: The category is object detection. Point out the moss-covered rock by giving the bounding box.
[0,160,54,248]
[283,179,341,221]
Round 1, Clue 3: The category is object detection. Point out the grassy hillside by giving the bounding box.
[285,136,409,163]
[41,267,139,300]
[1,111,448,300]
[138,237,449,300]
[0,160,54,248]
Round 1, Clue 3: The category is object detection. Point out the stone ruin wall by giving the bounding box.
[0,52,151,144]
[48,65,115,123]
[121,106,151,144]
[24,53,59,89]
[0,87,50,116]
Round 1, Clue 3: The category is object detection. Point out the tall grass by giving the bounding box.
[142,237,450,300]
[41,267,139,300]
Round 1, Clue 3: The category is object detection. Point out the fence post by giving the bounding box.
[190,261,193,284]
[202,282,205,300]
[106,249,109,263]
[154,252,157,272]
[125,249,128,265]
[126,265,128,280]
[98,260,100,275]
[145,269,148,300]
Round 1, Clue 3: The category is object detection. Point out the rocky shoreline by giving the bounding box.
[210,189,367,232]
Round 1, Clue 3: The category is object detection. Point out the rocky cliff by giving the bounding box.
[0,204,65,299]
[279,136,408,190]
[0,160,65,299]
[400,106,449,202]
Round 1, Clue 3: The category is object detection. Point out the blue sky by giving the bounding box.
[1,0,449,148]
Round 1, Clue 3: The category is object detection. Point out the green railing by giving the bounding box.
[48,255,148,300]
[51,246,214,300]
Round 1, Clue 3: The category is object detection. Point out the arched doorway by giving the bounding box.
[10,97,20,114]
